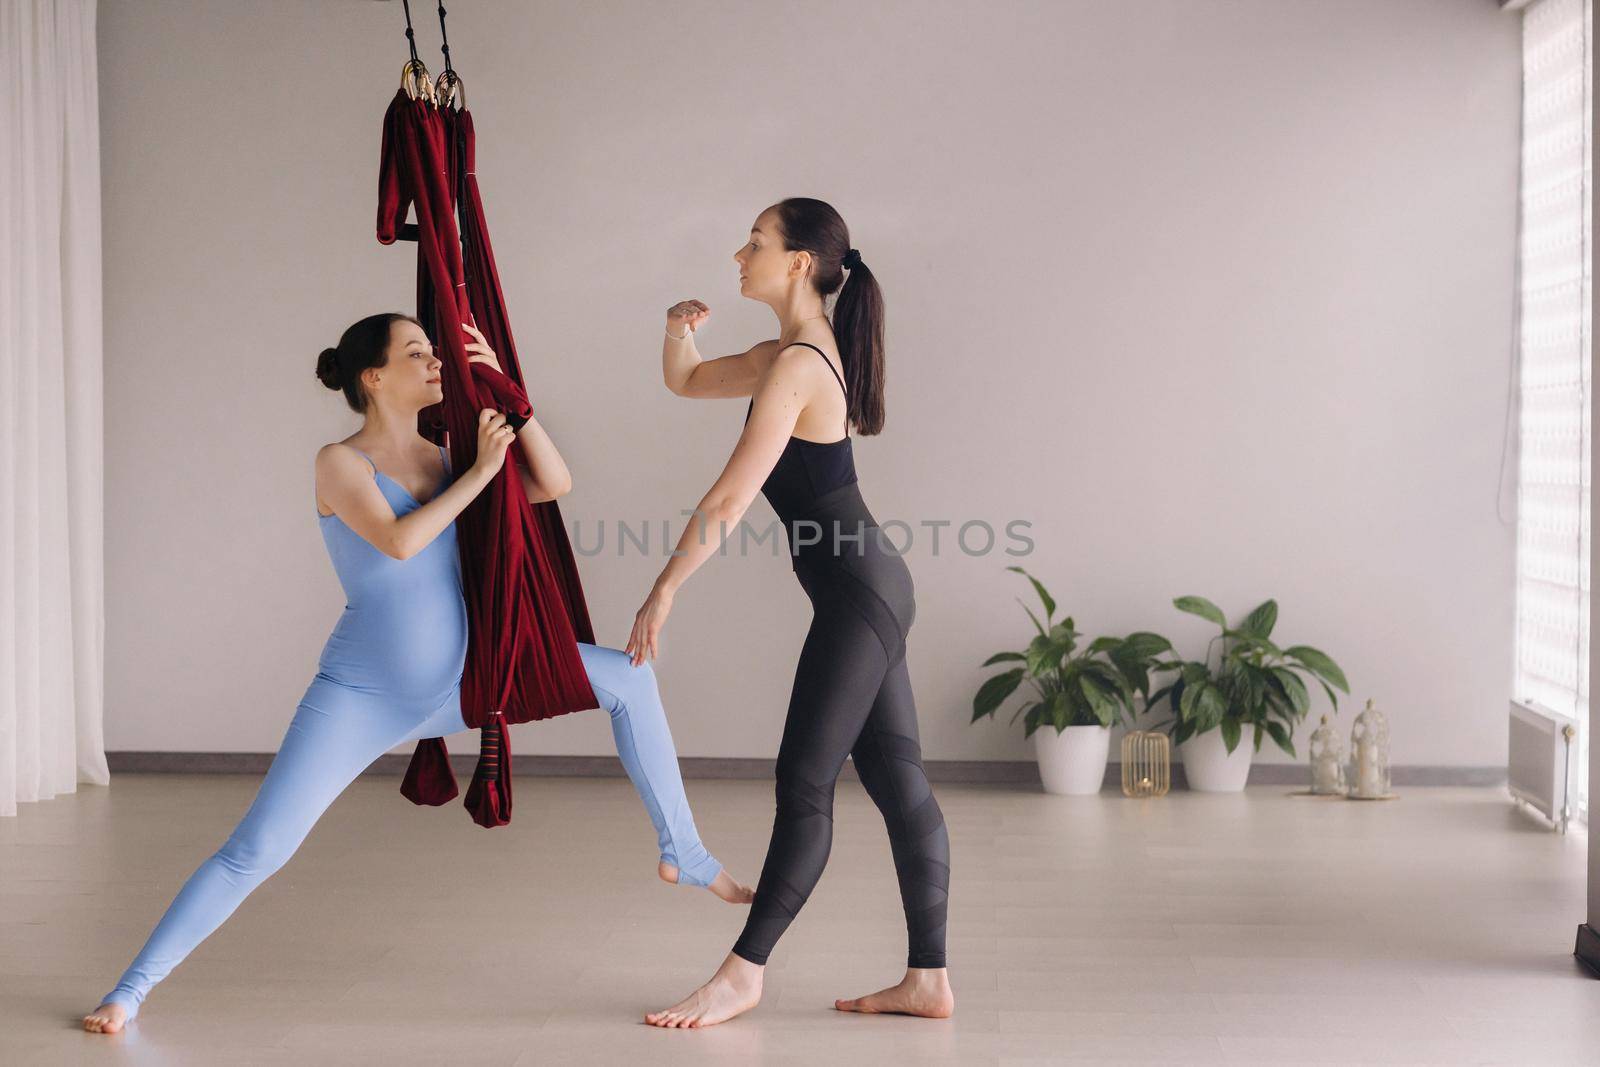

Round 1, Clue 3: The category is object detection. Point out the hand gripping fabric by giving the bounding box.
[378,89,598,826]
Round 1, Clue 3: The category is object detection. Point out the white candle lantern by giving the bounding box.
[1308,714,1346,796]
[1346,698,1392,800]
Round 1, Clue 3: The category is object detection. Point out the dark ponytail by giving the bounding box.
[772,197,886,435]
[314,312,419,413]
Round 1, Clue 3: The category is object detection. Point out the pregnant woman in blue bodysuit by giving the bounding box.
[81,313,751,1034]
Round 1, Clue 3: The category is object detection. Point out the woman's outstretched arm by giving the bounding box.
[626,347,820,664]
[661,299,772,399]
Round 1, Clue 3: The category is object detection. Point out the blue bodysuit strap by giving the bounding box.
[343,444,378,477]
[343,443,449,479]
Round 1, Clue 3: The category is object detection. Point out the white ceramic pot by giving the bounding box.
[1178,728,1253,792]
[1034,724,1111,795]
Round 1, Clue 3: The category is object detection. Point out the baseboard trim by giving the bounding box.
[104,752,1507,788]
[1577,924,1600,978]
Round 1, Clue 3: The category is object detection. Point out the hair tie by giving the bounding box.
[841,248,862,270]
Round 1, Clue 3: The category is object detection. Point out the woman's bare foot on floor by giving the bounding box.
[82,1002,129,1034]
[644,951,763,1028]
[658,861,755,904]
[835,967,955,1018]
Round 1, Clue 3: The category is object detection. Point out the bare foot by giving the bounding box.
[658,861,755,905]
[82,1002,129,1034]
[835,967,955,1018]
[644,951,763,1028]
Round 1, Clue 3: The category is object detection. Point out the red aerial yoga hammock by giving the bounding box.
[374,14,598,827]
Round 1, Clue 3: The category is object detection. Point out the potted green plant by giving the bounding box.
[972,567,1172,794]
[1145,596,1348,792]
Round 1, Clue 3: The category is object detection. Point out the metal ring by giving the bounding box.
[435,69,466,111]
[401,59,437,105]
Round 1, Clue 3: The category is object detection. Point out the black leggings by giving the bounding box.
[732,506,950,969]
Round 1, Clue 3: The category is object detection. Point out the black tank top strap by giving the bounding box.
[782,341,848,435]
[783,341,847,397]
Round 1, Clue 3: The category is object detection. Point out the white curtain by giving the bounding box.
[1514,0,1592,820]
[0,0,108,816]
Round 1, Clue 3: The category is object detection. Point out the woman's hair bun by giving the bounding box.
[315,346,342,390]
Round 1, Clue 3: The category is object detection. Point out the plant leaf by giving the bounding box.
[1216,661,1248,705]
[1079,674,1119,727]
[1264,719,1295,757]
[1025,633,1060,677]
[1178,678,1201,722]
[1284,645,1349,693]
[1220,716,1241,754]
[1006,566,1056,625]
[1118,663,1152,699]
[1268,667,1310,716]
[1121,631,1175,659]
[1238,600,1278,640]
[1085,635,1122,656]
[1046,690,1074,730]
[981,651,1027,667]
[1023,703,1046,737]
[972,668,1024,722]
[1049,621,1079,658]
[1018,598,1046,637]
[1195,684,1228,732]
[1173,717,1197,745]
[1174,595,1226,628]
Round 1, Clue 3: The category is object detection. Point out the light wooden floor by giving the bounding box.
[1,775,1596,1066]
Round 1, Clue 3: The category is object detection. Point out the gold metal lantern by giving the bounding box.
[1121,731,1170,797]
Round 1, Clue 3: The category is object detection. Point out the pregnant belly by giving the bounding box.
[316,595,468,702]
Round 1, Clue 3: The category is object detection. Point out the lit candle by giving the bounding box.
[1357,744,1380,796]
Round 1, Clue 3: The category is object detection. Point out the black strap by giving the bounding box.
[401,0,420,64]
[784,341,847,397]
[435,3,455,76]
[783,342,848,434]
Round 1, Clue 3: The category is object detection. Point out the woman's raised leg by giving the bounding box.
[577,642,751,903]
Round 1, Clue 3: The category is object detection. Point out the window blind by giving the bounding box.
[1514,0,1592,819]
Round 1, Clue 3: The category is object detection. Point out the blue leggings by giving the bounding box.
[101,642,718,1018]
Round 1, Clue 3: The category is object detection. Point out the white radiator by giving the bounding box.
[1508,699,1578,833]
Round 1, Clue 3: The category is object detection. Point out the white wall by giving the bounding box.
[98,0,1521,767]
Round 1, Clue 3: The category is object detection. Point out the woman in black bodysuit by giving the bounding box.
[628,198,953,1028]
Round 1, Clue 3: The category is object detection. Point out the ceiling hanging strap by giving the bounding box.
[399,0,436,106]
[434,3,465,111]
[402,0,420,64]
[436,3,455,75]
